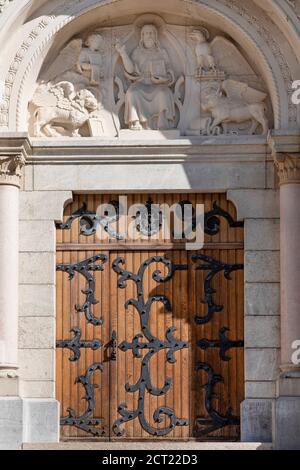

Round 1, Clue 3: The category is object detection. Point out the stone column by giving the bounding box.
[0,149,26,449]
[270,131,300,449]
[275,153,300,371]
[0,154,25,392]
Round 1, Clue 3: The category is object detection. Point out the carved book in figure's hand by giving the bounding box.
[150,60,167,78]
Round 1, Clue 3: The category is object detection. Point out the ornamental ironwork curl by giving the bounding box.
[56,254,108,326]
[176,200,243,238]
[204,201,244,235]
[132,197,164,237]
[56,327,101,362]
[57,200,243,241]
[56,201,125,240]
[198,327,244,361]
[60,362,108,437]
[192,254,244,325]
[194,362,240,437]
[112,256,189,437]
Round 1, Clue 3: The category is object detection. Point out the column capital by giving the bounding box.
[0,154,26,187]
[273,152,300,186]
[268,130,300,185]
[0,133,30,188]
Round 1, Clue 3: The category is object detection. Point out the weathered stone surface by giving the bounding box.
[245,251,280,283]
[275,397,300,450]
[227,190,280,220]
[245,283,280,316]
[32,162,267,191]
[245,349,279,381]
[0,376,19,396]
[20,380,55,399]
[20,191,72,221]
[245,316,280,348]
[23,399,59,443]
[19,317,55,349]
[19,252,55,284]
[19,284,55,317]
[19,220,55,252]
[23,164,33,191]
[241,399,273,442]
[266,161,277,189]
[19,349,54,381]
[245,219,280,251]
[0,398,22,450]
[245,381,276,399]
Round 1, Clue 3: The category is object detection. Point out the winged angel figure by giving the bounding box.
[201,79,268,135]
[44,35,105,86]
[31,81,99,137]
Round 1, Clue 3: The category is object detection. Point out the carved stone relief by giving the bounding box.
[0,0,12,13]
[28,14,271,138]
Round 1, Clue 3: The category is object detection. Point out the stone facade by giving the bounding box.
[0,0,300,450]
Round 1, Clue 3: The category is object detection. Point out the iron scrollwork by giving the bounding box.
[57,200,243,241]
[176,200,244,238]
[193,251,244,437]
[56,201,125,240]
[56,254,108,326]
[56,327,101,362]
[198,327,244,361]
[192,254,244,325]
[204,201,244,236]
[133,197,164,237]
[57,253,109,437]
[112,256,189,437]
[194,362,240,436]
[60,363,108,437]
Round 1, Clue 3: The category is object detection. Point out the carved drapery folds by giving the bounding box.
[28,13,271,139]
[0,154,26,187]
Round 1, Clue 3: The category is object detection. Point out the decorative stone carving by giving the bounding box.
[273,153,300,185]
[189,28,217,76]
[30,81,103,137]
[201,80,268,135]
[28,14,271,138]
[0,154,26,187]
[223,0,296,126]
[45,34,105,86]
[115,24,176,131]
[0,0,12,13]
[0,369,18,378]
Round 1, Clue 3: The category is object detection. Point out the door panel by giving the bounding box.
[109,251,190,440]
[56,193,244,441]
[56,249,111,439]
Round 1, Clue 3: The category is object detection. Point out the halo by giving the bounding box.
[191,27,210,41]
[133,13,166,34]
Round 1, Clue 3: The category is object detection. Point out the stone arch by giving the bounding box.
[0,0,298,131]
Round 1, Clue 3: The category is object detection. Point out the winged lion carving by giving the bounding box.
[30,81,99,137]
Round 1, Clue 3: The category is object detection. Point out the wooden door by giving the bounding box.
[56,194,244,441]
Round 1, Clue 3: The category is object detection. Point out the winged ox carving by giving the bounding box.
[201,79,268,135]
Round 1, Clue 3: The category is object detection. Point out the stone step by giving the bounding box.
[23,442,272,451]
